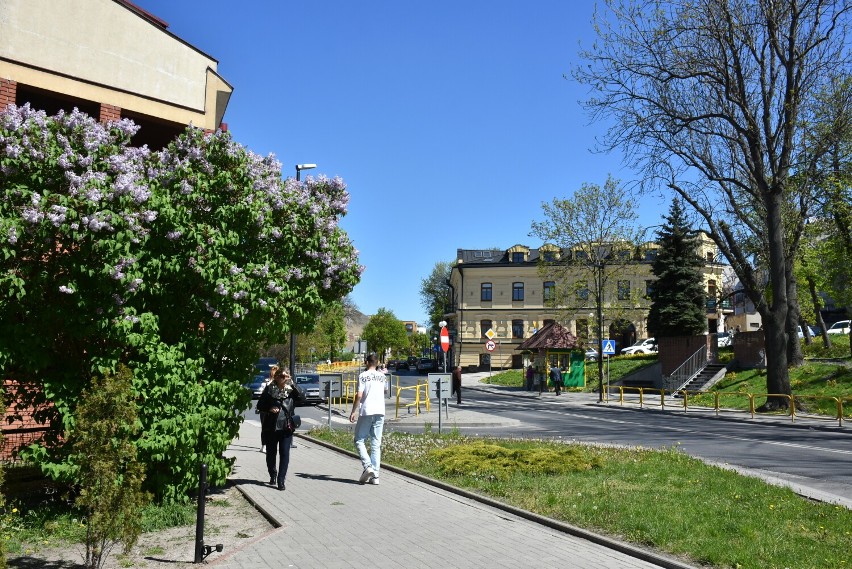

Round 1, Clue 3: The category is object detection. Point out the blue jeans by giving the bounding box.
[353,414,385,476]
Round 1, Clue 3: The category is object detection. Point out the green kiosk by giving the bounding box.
[516,321,586,389]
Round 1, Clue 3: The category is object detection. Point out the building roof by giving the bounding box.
[515,321,578,351]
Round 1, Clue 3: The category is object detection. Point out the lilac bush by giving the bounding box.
[0,105,362,501]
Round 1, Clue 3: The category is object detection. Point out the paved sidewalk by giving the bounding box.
[209,420,691,569]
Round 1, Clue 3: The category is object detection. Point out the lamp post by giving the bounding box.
[289,163,317,379]
[594,261,605,403]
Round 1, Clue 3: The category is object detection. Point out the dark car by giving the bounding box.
[294,373,325,406]
[395,360,409,370]
[407,356,419,369]
[416,358,436,373]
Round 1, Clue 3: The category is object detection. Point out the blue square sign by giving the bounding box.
[602,339,616,355]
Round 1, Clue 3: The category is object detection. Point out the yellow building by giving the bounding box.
[0,0,232,146]
[446,234,730,370]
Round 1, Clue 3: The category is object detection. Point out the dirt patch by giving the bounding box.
[6,483,273,568]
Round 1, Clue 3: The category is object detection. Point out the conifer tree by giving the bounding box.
[647,200,707,337]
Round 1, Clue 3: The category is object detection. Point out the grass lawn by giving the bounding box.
[483,353,658,392]
[310,428,852,569]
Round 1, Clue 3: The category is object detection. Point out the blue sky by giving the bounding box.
[134,1,669,325]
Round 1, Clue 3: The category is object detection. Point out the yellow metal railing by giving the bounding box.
[607,387,847,427]
[394,381,430,419]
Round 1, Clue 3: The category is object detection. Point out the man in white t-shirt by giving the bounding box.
[349,352,387,485]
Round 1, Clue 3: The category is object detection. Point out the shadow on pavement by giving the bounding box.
[294,472,360,485]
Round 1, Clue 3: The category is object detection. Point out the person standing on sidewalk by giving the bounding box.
[349,352,387,485]
[257,369,296,491]
[549,364,562,396]
[451,365,462,405]
[525,365,535,391]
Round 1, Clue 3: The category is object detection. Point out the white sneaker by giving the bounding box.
[359,467,375,484]
[368,477,380,485]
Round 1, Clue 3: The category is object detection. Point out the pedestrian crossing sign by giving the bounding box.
[602,339,616,355]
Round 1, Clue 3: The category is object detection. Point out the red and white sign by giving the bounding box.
[440,327,450,353]
[485,340,496,352]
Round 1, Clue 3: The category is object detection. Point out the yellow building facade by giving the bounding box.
[446,235,730,370]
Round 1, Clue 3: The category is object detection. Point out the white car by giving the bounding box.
[620,338,657,355]
[717,332,732,347]
[826,320,850,335]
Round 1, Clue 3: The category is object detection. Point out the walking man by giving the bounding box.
[549,364,562,396]
[451,365,462,405]
[350,352,387,485]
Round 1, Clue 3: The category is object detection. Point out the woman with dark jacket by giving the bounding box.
[256,369,296,490]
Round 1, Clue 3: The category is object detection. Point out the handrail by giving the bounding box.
[663,344,708,393]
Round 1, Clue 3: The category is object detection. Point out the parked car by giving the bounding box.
[585,348,599,361]
[620,338,657,355]
[294,373,325,406]
[407,356,419,369]
[717,332,732,348]
[244,358,277,399]
[416,358,437,373]
[395,360,409,370]
[826,320,850,335]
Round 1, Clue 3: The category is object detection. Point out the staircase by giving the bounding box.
[674,362,727,393]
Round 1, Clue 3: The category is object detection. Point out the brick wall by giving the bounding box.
[0,78,17,110]
[657,335,713,376]
[99,103,121,123]
[732,330,766,369]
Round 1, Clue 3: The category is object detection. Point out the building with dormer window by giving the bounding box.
[446,233,731,370]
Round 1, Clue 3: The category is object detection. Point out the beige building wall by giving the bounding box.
[0,0,231,130]
[449,240,729,370]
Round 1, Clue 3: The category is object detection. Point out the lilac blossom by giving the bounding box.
[59,285,75,294]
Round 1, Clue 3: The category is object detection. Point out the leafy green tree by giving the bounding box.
[301,301,347,362]
[530,175,646,401]
[70,365,149,569]
[420,261,453,329]
[574,0,850,409]
[647,200,707,337]
[361,308,409,362]
[0,105,362,501]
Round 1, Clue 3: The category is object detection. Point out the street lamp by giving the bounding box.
[289,163,317,379]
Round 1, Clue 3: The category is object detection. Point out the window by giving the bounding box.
[480,320,492,338]
[481,282,492,302]
[512,282,524,301]
[577,280,589,301]
[644,249,658,262]
[512,252,525,263]
[618,280,631,300]
[543,281,556,303]
[645,280,654,298]
[575,250,588,261]
[542,250,556,262]
[512,319,524,338]
[706,251,715,263]
[618,249,631,261]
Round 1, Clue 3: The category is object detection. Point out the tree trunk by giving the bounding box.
[758,193,792,411]
[807,277,831,348]
[785,269,804,366]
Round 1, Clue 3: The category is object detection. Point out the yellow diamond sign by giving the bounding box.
[485,328,495,340]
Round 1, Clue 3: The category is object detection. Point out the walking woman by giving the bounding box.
[257,369,297,490]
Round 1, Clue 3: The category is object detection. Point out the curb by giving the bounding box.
[301,433,698,569]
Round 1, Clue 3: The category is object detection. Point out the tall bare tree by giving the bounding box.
[575,0,850,409]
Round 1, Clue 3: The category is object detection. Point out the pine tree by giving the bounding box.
[647,200,707,337]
